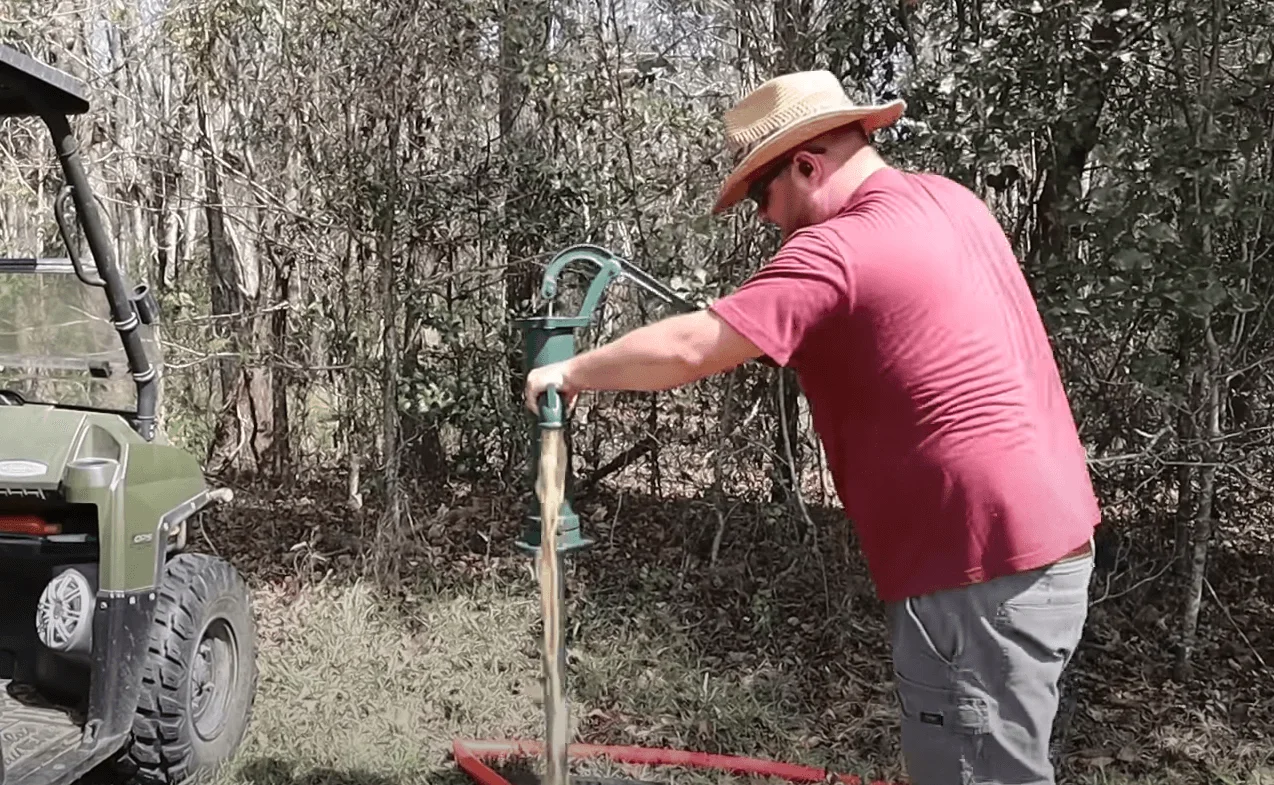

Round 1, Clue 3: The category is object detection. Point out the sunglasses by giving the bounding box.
[747,156,793,211]
[746,144,830,211]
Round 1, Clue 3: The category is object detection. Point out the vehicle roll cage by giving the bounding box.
[0,44,159,441]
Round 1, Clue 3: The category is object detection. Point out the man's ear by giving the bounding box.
[792,151,819,181]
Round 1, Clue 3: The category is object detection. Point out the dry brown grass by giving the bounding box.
[199,570,1271,785]
[211,576,542,785]
[188,475,1273,785]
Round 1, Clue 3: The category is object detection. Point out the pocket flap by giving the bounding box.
[894,671,991,736]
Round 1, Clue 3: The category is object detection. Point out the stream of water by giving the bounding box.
[536,426,569,785]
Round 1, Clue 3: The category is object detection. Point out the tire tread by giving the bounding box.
[114,552,257,785]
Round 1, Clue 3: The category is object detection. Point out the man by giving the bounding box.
[524,70,1100,784]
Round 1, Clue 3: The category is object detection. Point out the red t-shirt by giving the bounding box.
[709,167,1100,603]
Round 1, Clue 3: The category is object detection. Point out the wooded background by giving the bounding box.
[2,0,1272,695]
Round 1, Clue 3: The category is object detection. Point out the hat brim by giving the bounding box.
[712,100,905,214]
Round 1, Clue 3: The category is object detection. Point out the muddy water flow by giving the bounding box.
[536,426,569,785]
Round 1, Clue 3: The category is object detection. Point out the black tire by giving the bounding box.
[115,552,258,785]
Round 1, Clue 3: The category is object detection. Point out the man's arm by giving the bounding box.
[524,230,850,412]
[523,309,763,411]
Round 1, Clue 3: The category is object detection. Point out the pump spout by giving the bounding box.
[538,384,565,430]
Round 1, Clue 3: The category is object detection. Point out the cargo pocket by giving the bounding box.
[894,671,990,785]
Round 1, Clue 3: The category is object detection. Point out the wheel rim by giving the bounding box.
[190,616,238,742]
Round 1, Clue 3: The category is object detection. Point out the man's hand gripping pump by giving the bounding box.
[518,245,697,785]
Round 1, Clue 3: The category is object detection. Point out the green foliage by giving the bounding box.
[2,0,1273,538]
[4,0,1274,762]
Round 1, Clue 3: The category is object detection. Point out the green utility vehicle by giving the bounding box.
[0,45,257,784]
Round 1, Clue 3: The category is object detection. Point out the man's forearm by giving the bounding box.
[566,311,760,393]
[567,316,705,392]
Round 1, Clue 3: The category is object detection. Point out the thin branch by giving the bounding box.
[1204,577,1269,670]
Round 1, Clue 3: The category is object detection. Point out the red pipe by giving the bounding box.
[452,739,907,785]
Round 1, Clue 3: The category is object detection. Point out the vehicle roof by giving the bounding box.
[0,44,89,118]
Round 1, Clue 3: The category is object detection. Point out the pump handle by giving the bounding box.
[538,384,564,429]
[538,244,698,323]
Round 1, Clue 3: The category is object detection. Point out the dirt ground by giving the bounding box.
[184,476,1272,785]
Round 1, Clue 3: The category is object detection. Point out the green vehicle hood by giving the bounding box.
[0,405,137,491]
[0,404,210,591]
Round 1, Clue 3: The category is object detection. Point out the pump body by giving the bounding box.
[512,244,697,555]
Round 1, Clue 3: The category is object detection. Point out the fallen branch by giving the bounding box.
[578,435,657,492]
[1092,557,1172,605]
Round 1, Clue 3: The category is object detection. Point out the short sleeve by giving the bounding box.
[708,229,851,367]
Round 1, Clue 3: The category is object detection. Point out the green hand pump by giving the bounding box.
[513,243,699,554]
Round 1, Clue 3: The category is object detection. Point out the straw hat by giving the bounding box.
[712,70,905,213]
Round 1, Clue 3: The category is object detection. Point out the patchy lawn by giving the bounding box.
[185,479,1272,785]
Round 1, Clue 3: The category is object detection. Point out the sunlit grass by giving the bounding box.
[205,575,1271,785]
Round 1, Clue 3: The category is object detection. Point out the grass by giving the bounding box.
[188,477,1274,785]
[202,573,1271,785]
[209,575,895,785]
[213,578,543,785]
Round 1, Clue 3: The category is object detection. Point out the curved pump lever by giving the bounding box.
[537,244,699,322]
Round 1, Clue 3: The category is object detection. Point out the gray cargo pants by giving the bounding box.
[885,541,1094,784]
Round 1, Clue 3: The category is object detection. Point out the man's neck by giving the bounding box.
[829,145,891,209]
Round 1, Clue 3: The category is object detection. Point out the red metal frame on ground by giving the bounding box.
[452,739,907,785]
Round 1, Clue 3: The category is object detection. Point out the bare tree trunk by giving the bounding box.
[268,250,293,479]
[194,65,273,473]
[710,368,741,565]
[265,115,304,480]
[374,118,402,580]
[770,369,802,510]
[497,0,551,479]
[763,0,812,508]
[1176,321,1222,680]
[1173,334,1198,576]
[1029,0,1130,268]
[199,95,249,472]
[1175,3,1227,681]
